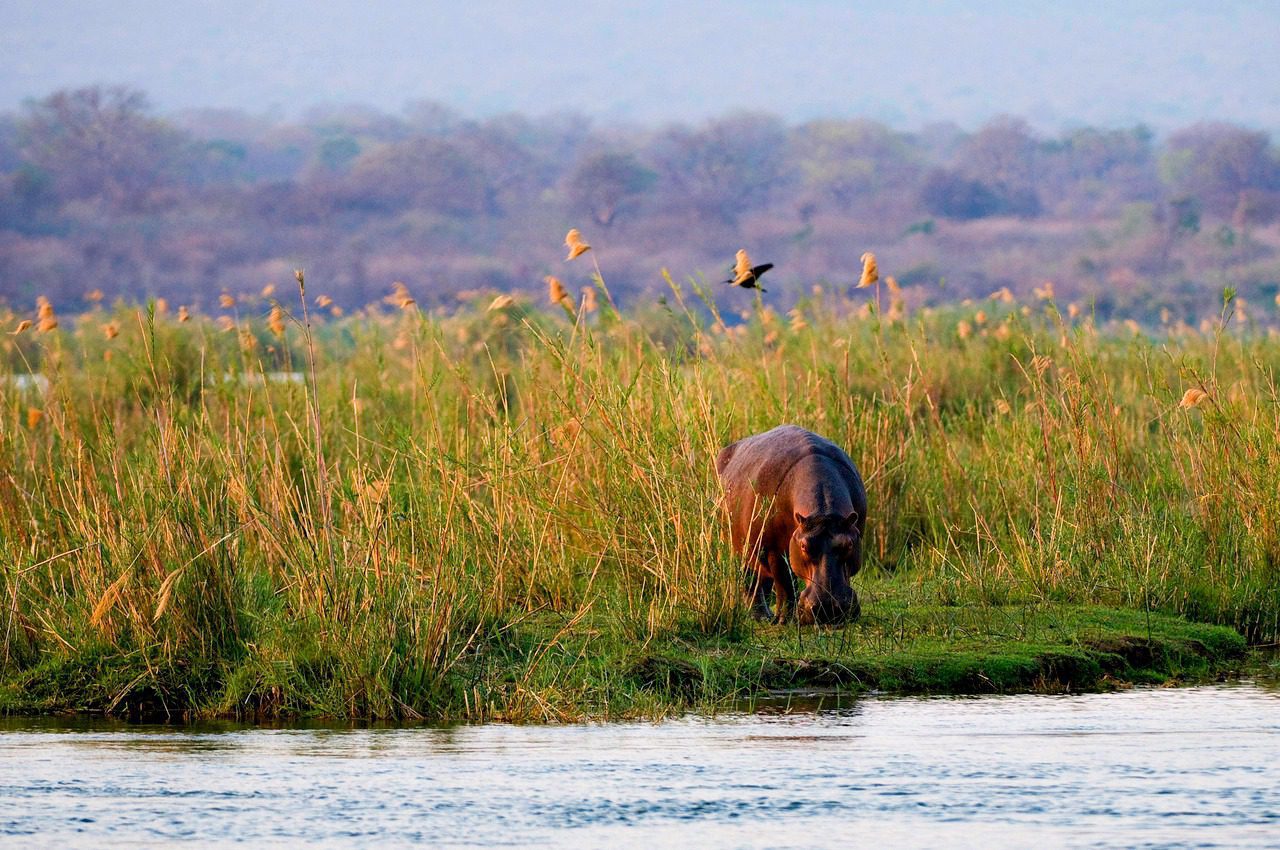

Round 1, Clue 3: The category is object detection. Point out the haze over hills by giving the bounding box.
[2,0,1279,132]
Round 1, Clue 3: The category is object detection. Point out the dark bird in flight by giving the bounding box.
[725,249,773,291]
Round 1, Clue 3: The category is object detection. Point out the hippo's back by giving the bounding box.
[716,424,863,502]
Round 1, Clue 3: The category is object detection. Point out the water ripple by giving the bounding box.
[0,684,1277,848]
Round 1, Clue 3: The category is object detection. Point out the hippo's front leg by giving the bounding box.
[746,559,774,622]
[768,552,796,625]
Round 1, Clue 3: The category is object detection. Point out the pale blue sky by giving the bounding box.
[2,0,1278,131]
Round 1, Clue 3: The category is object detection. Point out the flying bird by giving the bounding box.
[725,249,773,291]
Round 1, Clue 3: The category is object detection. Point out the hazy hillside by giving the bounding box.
[2,86,1279,320]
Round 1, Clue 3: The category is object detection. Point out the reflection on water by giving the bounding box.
[1,684,1277,848]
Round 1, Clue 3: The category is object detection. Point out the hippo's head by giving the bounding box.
[789,512,861,625]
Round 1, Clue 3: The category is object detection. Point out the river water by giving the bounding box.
[1,684,1276,848]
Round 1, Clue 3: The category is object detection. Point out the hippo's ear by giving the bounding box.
[842,510,859,530]
[788,512,819,532]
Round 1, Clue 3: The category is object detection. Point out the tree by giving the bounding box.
[648,113,789,224]
[566,151,655,227]
[340,138,488,216]
[453,120,540,216]
[18,86,188,210]
[1037,126,1159,214]
[952,117,1041,217]
[920,168,1002,219]
[0,114,20,172]
[789,119,918,211]
[1161,123,1279,223]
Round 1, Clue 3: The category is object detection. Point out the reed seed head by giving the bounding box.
[565,229,591,261]
[857,252,879,288]
[546,276,569,305]
[268,305,286,337]
[386,282,415,309]
[1179,387,1208,409]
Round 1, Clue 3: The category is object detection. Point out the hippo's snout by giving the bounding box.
[797,586,859,626]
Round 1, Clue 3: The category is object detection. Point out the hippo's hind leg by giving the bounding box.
[768,552,796,625]
[745,556,774,622]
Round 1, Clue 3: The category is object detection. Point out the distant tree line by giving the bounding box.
[1,86,1278,318]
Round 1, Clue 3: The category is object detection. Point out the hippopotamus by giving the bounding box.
[715,425,867,625]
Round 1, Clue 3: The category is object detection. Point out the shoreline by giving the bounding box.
[0,604,1254,724]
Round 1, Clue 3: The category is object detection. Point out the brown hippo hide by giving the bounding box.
[715,425,867,624]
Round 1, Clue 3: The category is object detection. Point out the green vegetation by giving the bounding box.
[1,275,1276,720]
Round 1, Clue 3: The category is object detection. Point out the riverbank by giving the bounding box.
[0,597,1251,722]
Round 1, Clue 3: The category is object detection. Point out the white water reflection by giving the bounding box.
[0,374,49,392]
[0,684,1277,848]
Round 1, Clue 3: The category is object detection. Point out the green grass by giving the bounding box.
[0,276,1276,720]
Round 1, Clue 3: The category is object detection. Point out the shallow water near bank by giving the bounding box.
[1,683,1277,848]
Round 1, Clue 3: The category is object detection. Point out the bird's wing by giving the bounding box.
[734,249,751,279]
